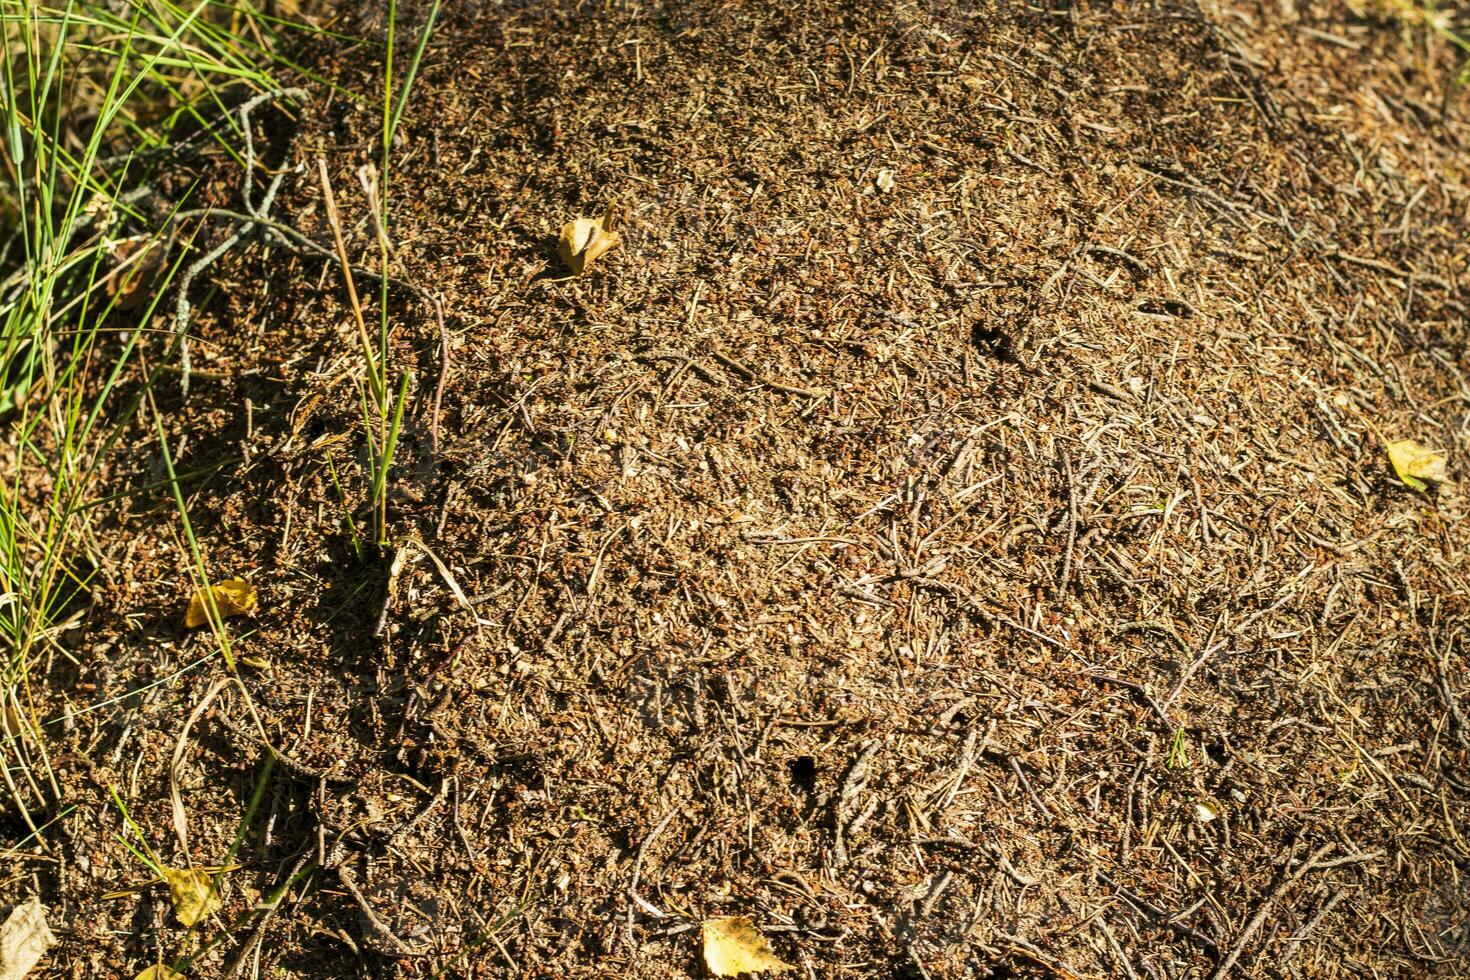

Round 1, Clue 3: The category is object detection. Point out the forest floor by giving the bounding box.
[14,0,1470,977]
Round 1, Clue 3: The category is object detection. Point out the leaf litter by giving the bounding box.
[159,868,220,928]
[1386,439,1448,491]
[25,0,1470,976]
[183,577,256,629]
[702,917,791,977]
[557,201,620,276]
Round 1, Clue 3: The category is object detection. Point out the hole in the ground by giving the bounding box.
[787,755,818,793]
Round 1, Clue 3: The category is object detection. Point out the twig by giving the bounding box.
[1096,914,1139,980]
[215,712,353,786]
[626,810,676,942]
[317,158,382,414]
[1277,889,1347,965]
[173,88,304,393]
[1088,244,1150,279]
[1091,673,1174,729]
[337,860,431,958]
[1437,639,1469,747]
[909,576,1066,650]
[1058,454,1077,597]
[429,290,450,454]
[711,348,826,399]
[224,850,315,977]
[452,776,478,865]
[1009,756,1054,820]
[1097,871,1221,953]
[384,779,449,853]
[1209,842,1337,980]
[833,740,880,864]
[169,676,231,860]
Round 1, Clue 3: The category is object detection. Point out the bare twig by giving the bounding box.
[1209,843,1339,980]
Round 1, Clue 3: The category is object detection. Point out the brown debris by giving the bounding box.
[20,0,1470,976]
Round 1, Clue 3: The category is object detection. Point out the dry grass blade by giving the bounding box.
[169,677,231,858]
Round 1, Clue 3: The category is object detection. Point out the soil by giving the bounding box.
[14,0,1470,977]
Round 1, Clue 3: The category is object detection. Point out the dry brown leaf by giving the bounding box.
[0,898,54,980]
[160,868,221,927]
[0,707,27,743]
[1386,439,1448,491]
[134,967,185,980]
[702,916,791,977]
[557,202,620,276]
[106,239,164,311]
[184,578,257,629]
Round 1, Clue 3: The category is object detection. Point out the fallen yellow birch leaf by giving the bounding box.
[1386,439,1448,491]
[557,202,620,276]
[160,867,221,927]
[702,916,791,977]
[135,967,185,980]
[184,578,256,629]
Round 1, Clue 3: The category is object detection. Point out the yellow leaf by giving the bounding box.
[702,916,791,977]
[1386,439,1448,491]
[160,867,221,927]
[135,967,185,980]
[557,202,620,276]
[185,578,256,629]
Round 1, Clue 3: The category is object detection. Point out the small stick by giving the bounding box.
[1096,915,1139,980]
[224,850,314,977]
[1098,871,1221,953]
[1009,756,1053,820]
[1058,454,1077,597]
[1088,244,1150,279]
[429,290,450,454]
[627,810,675,942]
[833,740,880,865]
[384,779,449,853]
[173,88,304,393]
[316,159,383,415]
[1437,640,1469,747]
[1277,889,1347,965]
[452,776,478,865]
[711,349,826,399]
[337,861,430,958]
[1209,843,1336,980]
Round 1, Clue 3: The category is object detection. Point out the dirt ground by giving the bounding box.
[16,0,1470,976]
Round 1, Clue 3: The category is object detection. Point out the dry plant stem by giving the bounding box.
[1097,871,1220,954]
[626,809,675,943]
[1058,453,1077,597]
[224,850,315,977]
[1277,889,1348,966]
[0,745,49,854]
[1437,640,1469,747]
[316,158,383,416]
[833,740,880,865]
[172,88,304,392]
[336,861,430,957]
[1210,843,1341,980]
[169,676,231,860]
[385,779,449,853]
[429,290,450,454]
[710,348,826,399]
[7,689,59,802]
